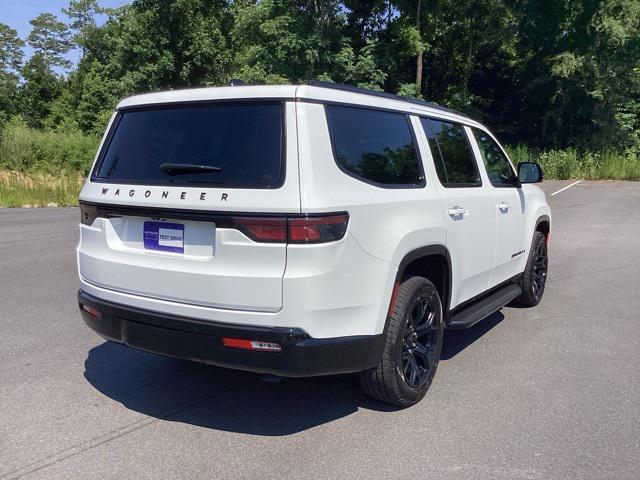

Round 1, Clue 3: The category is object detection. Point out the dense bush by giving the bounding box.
[506,145,640,181]
[0,117,100,174]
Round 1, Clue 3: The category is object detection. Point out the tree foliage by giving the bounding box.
[0,23,24,74]
[19,54,63,129]
[0,23,24,123]
[0,0,638,153]
[27,13,73,70]
[63,0,103,54]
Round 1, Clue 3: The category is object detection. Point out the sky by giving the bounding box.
[0,0,131,67]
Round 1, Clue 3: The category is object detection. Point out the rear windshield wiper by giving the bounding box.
[160,163,223,176]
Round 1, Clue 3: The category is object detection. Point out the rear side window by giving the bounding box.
[472,128,518,187]
[326,105,424,187]
[422,118,481,187]
[93,102,284,188]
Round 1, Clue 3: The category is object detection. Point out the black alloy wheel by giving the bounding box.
[531,238,548,301]
[512,231,549,307]
[400,294,438,389]
[359,276,443,407]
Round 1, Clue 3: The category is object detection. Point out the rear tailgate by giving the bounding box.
[77,100,300,312]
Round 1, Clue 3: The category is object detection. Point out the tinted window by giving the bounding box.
[94,102,283,188]
[326,106,424,186]
[422,119,481,187]
[472,129,518,187]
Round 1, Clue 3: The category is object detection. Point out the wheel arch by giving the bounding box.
[535,215,551,241]
[393,245,453,316]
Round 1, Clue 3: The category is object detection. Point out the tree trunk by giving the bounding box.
[415,0,423,97]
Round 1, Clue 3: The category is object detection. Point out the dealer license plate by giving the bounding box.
[143,221,185,254]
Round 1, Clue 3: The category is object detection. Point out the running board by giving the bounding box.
[447,284,522,329]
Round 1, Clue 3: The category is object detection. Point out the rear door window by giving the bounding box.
[422,118,482,187]
[326,105,424,187]
[93,102,284,188]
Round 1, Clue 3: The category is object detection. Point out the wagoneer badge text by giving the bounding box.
[101,187,229,202]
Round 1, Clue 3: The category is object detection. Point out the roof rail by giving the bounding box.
[306,80,469,118]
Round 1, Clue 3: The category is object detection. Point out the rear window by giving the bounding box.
[93,102,284,188]
[326,105,424,187]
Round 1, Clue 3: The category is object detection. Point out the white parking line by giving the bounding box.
[550,180,582,196]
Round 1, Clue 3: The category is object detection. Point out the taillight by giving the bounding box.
[77,202,348,244]
[288,214,349,244]
[232,217,287,243]
[80,203,98,225]
[231,213,349,244]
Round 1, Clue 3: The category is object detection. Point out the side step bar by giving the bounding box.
[447,283,522,329]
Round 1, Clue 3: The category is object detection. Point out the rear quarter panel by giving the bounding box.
[295,102,446,334]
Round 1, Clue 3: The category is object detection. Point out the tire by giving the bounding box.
[359,276,443,407]
[512,231,548,307]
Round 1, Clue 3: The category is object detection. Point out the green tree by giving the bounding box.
[75,61,119,133]
[27,13,73,70]
[391,0,425,96]
[0,23,24,73]
[549,0,640,151]
[19,54,63,128]
[330,39,387,89]
[63,0,102,54]
[82,0,232,91]
[0,23,25,123]
[231,0,346,83]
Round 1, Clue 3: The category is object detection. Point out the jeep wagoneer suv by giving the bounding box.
[77,82,550,406]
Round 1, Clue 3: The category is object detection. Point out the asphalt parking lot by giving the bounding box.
[1,180,639,479]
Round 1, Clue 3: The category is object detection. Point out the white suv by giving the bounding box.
[77,82,551,406]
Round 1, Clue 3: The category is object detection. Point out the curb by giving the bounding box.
[21,203,61,208]
[0,203,76,209]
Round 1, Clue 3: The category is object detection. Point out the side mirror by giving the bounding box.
[517,162,544,183]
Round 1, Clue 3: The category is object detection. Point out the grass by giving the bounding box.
[0,171,84,208]
[506,145,640,180]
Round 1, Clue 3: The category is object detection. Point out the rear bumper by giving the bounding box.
[78,290,384,377]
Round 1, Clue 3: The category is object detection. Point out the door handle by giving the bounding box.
[497,202,510,212]
[448,206,468,218]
